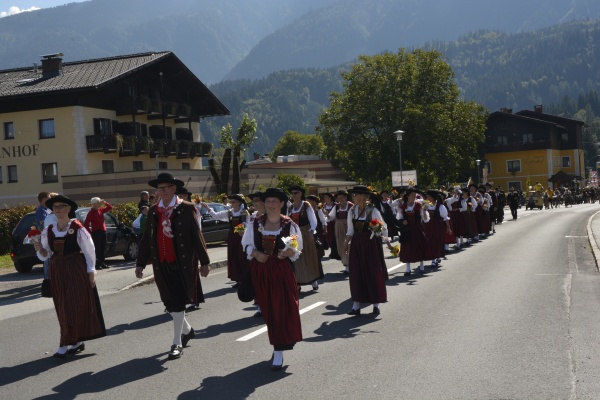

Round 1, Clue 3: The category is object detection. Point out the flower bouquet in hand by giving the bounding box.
[369,219,384,239]
[390,244,401,257]
[281,235,301,256]
[23,226,42,244]
[234,223,246,236]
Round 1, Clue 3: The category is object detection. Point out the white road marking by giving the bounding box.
[236,301,326,342]
[387,263,405,272]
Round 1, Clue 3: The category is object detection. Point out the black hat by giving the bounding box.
[348,185,372,195]
[46,195,78,218]
[175,186,191,195]
[460,187,471,195]
[321,192,335,200]
[260,188,289,203]
[148,172,184,189]
[306,195,320,202]
[485,182,492,187]
[288,185,305,194]
[335,190,349,198]
[228,194,248,208]
[426,189,441,199]
[405,187,424,196]
[248,191,263,200]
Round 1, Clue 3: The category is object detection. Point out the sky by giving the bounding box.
[0,1,87,18]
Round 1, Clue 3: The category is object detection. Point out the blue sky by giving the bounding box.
[1,1,88,17]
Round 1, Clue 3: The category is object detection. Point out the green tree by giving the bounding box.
[275,172,307,194]
[270,130,326,161]
[208,113,258,194]
[317,48,487,188]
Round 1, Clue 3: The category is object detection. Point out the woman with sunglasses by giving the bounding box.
[34,195,106,359]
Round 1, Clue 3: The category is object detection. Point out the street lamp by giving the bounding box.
[476,159,481,185]
[395,130,404,186]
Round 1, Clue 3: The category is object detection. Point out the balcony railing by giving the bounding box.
[85,135,212,159]
[486,140,551,153]
[85,135,117,153]
[115,96,194,119]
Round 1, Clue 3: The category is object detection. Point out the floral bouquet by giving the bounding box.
[390,244,401,257]
[234,223,245,236]
[23,226,42,244]
[423,200,435,208]
[369,219,384,239]
[281,235,301,255]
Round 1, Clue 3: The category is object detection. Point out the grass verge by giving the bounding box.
[0,254,14,270]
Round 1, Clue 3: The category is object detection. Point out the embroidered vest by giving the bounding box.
[48,220,84,256]
[253,216,292,256]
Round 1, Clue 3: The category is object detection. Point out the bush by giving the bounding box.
[0,205,36,254]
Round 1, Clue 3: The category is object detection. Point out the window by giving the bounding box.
[4,122,14,140]
[522,133,533,142]
[102,160,114,173]
[39,119,55,139]
[507,160,521,173]
[41,162,58,183]
[182,162,190,170]
[484,161,492,175]
[508,181,522,192]
[133,161,143,171]
[562,157,571,168]
[93,118,113,135]
[7,165,17,182]
[561,133,569,142]
[497,135,507,145]
[158,162,168,170]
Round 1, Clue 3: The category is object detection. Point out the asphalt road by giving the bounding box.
[2,205,600,399]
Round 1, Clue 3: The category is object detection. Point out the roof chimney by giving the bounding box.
[40,52,64,78]
[534,104,543,113]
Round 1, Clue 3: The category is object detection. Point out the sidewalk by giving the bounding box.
[587,210,600,269]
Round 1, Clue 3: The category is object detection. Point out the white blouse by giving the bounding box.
[345,205,388,237]
[36,220,97,274]
[327,203,350,221]
[241,219,303,262]
[289,201,317,232]
[426,203,450,221]
[397,202,431,223]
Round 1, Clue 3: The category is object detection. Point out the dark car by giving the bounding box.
[198,202,231,243]
[10,207,138,273]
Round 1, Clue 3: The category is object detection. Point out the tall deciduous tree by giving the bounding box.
[209,113,258,194]
[270,130,325,161]
[317,49,487,188]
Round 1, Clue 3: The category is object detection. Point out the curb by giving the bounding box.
[120,259,228,291]
[586,210,600,271]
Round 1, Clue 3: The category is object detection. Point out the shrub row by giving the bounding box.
[0,205,36,254]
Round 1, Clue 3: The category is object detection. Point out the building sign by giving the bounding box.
[0,144,40,158]
[391,170,417,187]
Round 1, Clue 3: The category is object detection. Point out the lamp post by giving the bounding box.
[395,130,404,186]
[476,159,481,185]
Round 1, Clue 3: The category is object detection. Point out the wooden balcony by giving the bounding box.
[85,135,117,153]
[86,135,212,159]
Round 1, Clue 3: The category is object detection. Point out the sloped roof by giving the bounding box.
[0,52,170,97]
[548,170,583,182]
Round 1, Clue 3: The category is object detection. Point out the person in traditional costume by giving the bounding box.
[397,188,430,275]
[476,186,491,237]
[241,187,303,371]
[469,183,484,241]
[327,190,354,274]
[445,188,463,251]
[34,195,106,359]
[460,187,479,246]
[321,192,339,260]
[371,190,400,251]
[423,190,451,268]
[485,183,497,233]
[306,195,327,260]
[200,194,249,288]
[287,185,323,291]
[248,191,265,318]
[344,185,389,316]
[135,173,211,360]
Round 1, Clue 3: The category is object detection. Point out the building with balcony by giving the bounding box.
[0,51,229,206]
[484,105,585,191]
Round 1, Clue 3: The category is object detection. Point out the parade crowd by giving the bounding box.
[32,173,591,372]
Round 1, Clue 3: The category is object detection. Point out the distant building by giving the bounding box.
[484,105,585,191]
[0,51,229,206]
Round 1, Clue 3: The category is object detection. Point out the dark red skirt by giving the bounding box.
[251,256,302,348]
[464,211,479,238]
[348,231,387,303]
[50,252,106,346]
[423,217,445,260]
[450,209,466,238]
[226,230,249,283]
[326,220,340,260]
[476,207,490,234]
[399,218,426,263]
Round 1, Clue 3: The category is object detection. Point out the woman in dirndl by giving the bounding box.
[241,188,303,371]
[287,185,323,291]
[34,195,106,359]
[423,190,452,268]
[327,190,354,274]
[200,194,249,288]
[321,192,339,259]
[397,188,430,275]
[343,185,388,316]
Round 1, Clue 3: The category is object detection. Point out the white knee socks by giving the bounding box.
[171,311,185,345]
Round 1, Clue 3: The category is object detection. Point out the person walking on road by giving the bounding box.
[34,195,106,359]
[135,172,211,360]
[507,187,519,220]
[83,197,112,270]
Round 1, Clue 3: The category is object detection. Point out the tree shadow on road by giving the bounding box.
[106,312,171,336]
[194,316,264,340]
[177,361,289,399]
[31,354,168,400]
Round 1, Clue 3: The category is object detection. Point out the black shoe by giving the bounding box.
[418,269,425,275]
[67,342,85,354]
[312,283,319,291]
[372,307,380,315]
[186,304,200,312]
[253,311,262,318]
[96,265,104,270]
[232,282,240,288]
[52,352,67,359]
[347,308,361,316]
[181,328,195,348]
[168,345,183,360]
[102,264,110,269]
[404,271,412,276]
[342,268,349,275]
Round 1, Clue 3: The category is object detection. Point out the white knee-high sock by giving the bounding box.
[405,262,411,273]
[171,311,184,346]
[419,261,424,270]
[182,316,191,335]
[353,301,360,310]
[273,350,283,365]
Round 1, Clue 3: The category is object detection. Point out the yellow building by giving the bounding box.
[0,52,229,207]
[484,106,585,192]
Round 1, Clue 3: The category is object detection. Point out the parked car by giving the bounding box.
[10,207,138,273]
[197,202,231,243]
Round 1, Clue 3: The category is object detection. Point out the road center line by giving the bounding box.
[388,263,405,272]
[236,301,326,342]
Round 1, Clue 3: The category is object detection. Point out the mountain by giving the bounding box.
[225,0,600,80]
[0,0,337,84]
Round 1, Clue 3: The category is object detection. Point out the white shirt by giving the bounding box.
[289,201,317,232]
[241,219,303,262]
[36,220,97,274]
[345,205,388,237]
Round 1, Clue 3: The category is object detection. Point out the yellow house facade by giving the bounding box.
[484,106,584,192]
[0,52,229,207]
